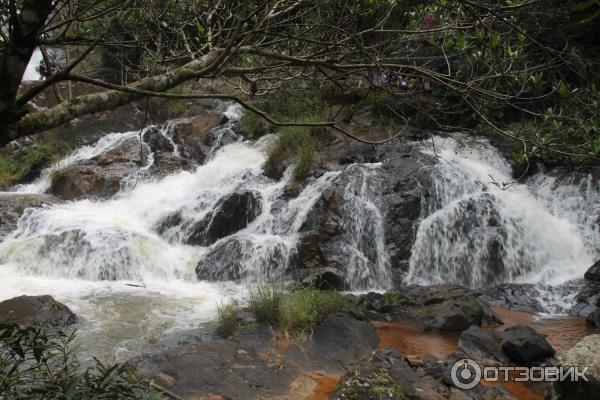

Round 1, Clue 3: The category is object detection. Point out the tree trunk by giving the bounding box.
[0,0,54,129]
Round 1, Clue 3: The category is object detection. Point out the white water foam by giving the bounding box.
[407,135,600,293]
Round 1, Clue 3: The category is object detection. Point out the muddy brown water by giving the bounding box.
[374,306,595,400]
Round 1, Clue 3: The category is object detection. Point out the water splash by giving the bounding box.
[407,135,600,290]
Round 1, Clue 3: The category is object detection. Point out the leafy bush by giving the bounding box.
[248,285,344,337]
[216,299,240,338]
[0,321,162,399]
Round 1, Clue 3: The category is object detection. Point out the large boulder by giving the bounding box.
[547,334,600,400]
[497,325,555,363]
[0,295,77,327]
[50,137,143,200]
[158,189,263,249]
[0,193,62,240]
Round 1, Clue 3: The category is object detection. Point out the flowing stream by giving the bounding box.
[0,105,390,361]
[0,112,598,361]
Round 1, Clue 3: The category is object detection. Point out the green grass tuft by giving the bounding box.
[216,299,240,338]
[248,284,344,337]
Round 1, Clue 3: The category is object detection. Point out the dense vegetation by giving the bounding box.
[0,322,162,399]
[0,0,598,173]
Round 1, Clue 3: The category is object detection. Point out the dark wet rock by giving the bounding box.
[196,233,289,281]
[299,267,345,290]
[350,285,500,332]
[458,325,507,366]
[585,260,600,283]
[159,190,262,250]
[196,237,249,280]
[497,325,555,363]
[547,334,600,400]
[50,137,143,200]
[479,283,545,313]
[143,126,175,153]
[172,112,226,162]
[188,190,262,246]
[284,313,378,372]
[402,284,501,331]
[0,295,77,327]
[586,308,600,328]
[0,193,62,240]
[570,280,600,321]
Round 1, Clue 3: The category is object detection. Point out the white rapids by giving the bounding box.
[406,135,600,311]
[0,104,391,360]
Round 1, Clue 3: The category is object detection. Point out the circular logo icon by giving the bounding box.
[450,358,482,390]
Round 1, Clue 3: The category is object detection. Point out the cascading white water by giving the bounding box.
[407,135,600,294]
[0,104,391,359]
[336,164,391,289]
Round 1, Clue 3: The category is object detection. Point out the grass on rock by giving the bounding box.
[249,284,344,337]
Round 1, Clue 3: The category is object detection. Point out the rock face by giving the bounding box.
[0,295,77,327]
[0,193,62,240]
[138,313,377,400]
[458,324,555,365]
[293,138,434,288]
[347,285,500,331]
[547,334,600,400]
[571,281,600,327]
[48,107,234,201]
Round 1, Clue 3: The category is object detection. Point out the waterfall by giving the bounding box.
[406,135,600,291]
[1,107,390,291]
[334,164,391,289]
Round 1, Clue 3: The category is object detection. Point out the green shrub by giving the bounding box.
[216,299,240,338]
[238,112,272,139]
[0,321,162,399]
